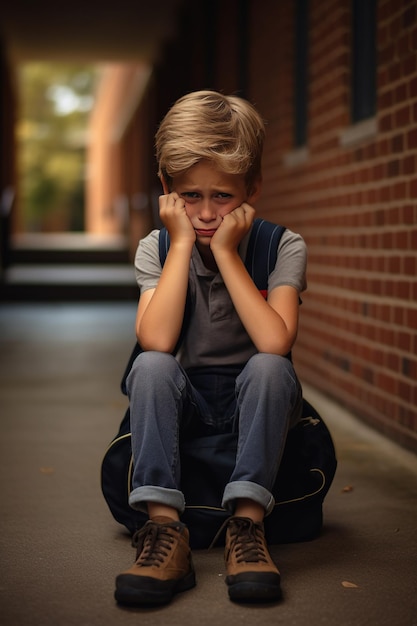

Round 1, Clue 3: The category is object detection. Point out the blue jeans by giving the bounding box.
[126,352,302,516]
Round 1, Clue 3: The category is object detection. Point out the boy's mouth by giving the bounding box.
[195,228,217,237]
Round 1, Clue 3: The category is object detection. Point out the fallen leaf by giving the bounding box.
[342,581,359,588]
[40,467,55,475]
[341,485,354,493]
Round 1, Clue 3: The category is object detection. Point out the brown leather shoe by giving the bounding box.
[115,516,196,606]
[224,516,281,602]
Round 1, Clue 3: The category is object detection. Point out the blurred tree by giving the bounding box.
[17,63,98,232]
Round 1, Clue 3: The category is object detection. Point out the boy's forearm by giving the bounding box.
[137,243,193,353]
[214,250,297,355]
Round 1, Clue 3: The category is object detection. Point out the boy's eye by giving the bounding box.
[180,191,232,201]
[181,192,200,199]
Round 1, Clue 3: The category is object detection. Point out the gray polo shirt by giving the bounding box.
[134,227,307,370]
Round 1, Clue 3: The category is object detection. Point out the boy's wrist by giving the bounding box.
[211,246,240,266]
[168,238,195,255]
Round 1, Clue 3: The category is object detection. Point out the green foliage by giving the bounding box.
[17,63,98,231]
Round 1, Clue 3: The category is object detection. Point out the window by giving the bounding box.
[294,0,309,147]
[237,0,250,99]
[203,0,217,88]
[351,0,377,122]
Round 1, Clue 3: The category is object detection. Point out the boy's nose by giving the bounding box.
[199,200,216,221]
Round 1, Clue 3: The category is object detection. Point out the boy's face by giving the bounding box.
[163,160,261,247]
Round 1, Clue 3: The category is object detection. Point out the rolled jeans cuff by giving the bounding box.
[222,480,275,516]
[129,486,185,515]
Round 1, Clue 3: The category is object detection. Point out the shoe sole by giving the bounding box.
[226,572,281,603]
[115,571,196,606]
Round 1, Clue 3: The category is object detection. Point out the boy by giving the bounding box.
[115,90,307,606]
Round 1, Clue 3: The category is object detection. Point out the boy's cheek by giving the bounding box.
[220,204,240,217]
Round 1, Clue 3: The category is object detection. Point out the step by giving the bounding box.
[1,264,139,302]
[10,232,130,265]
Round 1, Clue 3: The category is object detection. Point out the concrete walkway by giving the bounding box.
[0,302,416,626]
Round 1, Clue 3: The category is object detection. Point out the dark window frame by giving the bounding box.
[294,0,309,147]
[203,0,217,88]
[237,0,250,99]
[351,0,377,123]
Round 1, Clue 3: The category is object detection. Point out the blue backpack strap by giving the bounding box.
[158,226,170,265]
[245,218,286,294]
[245,219,292,362]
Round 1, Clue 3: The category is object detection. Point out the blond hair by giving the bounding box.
[155,90,265,193]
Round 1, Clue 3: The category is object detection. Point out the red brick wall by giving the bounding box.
[249,0,417,451]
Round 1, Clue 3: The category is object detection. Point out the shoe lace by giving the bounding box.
[229,517,268,564]
[210,516,268,564]
[132,521,178,568]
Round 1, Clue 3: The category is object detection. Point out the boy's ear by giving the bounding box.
[248,176,262,204]
[160,174,170,195]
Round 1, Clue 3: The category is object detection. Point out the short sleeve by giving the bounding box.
[268,229,307,294]
[133,229,162,294]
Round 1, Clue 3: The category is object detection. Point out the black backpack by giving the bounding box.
[101,219,337,548]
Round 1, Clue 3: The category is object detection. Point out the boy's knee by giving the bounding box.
[127,351,178,390]
[133,350,175,370]
[245,353,293,379]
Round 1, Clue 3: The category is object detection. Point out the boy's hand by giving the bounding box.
[210,203,255,253]
[159,192,196,246]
